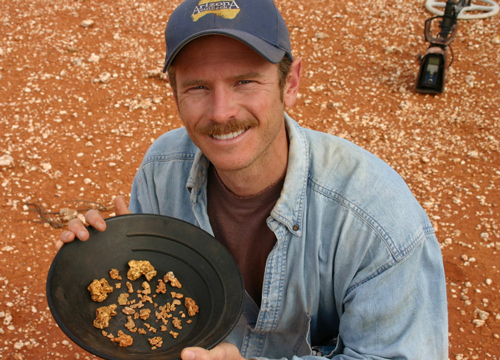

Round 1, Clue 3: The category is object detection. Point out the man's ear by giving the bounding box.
[284,58,302,108]
[168,77,180,115]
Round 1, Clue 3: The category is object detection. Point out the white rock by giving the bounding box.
[3,312,12,325]
[81,20,94,28]
[472,319,485,327]
[77,213,86,223]
[0,154,14,167]
[140,99,152,109]
[99,72,111,83]
[467,150,479,158]
[41,162,52,171]
[475,308,489,320]
[88,53,100,63]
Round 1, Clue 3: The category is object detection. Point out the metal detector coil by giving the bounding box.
[425,0,499,19]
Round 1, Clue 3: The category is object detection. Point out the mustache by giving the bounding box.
[197,118,258,136]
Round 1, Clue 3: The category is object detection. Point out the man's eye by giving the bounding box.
[238,80,252,85]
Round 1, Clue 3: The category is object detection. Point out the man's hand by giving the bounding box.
[181,343,245,360]
[55,195,131,250]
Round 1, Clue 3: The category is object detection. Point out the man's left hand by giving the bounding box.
[181,343,245,360]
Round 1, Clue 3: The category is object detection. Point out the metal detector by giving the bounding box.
[416,0,471,94]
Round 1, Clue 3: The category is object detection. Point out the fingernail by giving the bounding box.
[96,221,106,231]
[78,230,87,240]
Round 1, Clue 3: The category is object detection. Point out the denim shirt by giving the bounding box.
[129,114,448,359]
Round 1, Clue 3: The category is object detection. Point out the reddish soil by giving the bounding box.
[0,0,499,359]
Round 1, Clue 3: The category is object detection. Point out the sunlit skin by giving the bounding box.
[57,35,302,360]
[172,35,302,196]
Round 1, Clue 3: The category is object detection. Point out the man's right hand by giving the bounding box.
[56,195,131,250]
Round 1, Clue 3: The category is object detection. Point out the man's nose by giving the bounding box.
[208,86,239,123]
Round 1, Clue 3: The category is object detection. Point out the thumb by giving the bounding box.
[114,195,131,215]
[181,343,243,360]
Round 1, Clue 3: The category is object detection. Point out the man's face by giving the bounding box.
[172,35,298,175]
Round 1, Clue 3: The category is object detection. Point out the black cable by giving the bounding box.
[447,45,454,68]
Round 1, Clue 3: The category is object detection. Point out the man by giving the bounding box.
[58,0,448,359]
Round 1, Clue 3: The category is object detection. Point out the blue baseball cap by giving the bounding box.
[162,0,293,72]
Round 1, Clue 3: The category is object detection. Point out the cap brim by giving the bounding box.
[162,29,287,72]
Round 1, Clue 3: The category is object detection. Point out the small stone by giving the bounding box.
[3,312,12,325]
[88,53,100,63]
[140,99,152,109]
[472,319,485,327]
[475,308,489,321]
[0,154,14,167]
[41,162,52,171]
[492,35,500,45]
[315,32,329,40]
[467,150,479,158]
[81,20,94,28]
[99,72,111,83]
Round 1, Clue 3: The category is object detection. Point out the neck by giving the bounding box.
[215,133,289,197]
[215,160,287,197]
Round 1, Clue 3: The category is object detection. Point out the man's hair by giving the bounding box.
[168,55,292,102]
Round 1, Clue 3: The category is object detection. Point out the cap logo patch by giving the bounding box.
[192,0,241,22]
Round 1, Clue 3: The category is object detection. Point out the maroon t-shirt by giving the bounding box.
[207,165,284,306]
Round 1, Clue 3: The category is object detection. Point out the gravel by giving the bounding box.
[0,0,499,359]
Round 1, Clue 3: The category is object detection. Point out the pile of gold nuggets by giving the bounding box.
[87,260,199,350]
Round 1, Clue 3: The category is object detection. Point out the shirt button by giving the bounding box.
[293,225,299,231]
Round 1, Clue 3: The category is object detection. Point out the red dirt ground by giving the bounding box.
[0,0,499,359]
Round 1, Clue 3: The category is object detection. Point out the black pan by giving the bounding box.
[46,214,244,360]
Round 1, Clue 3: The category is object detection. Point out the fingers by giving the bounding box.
[55,209,107,250]
[85,209,106,232]
[114,195,131,216]
[56,231,75,250]
[55,195,130,250]
[181,343,244,360]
